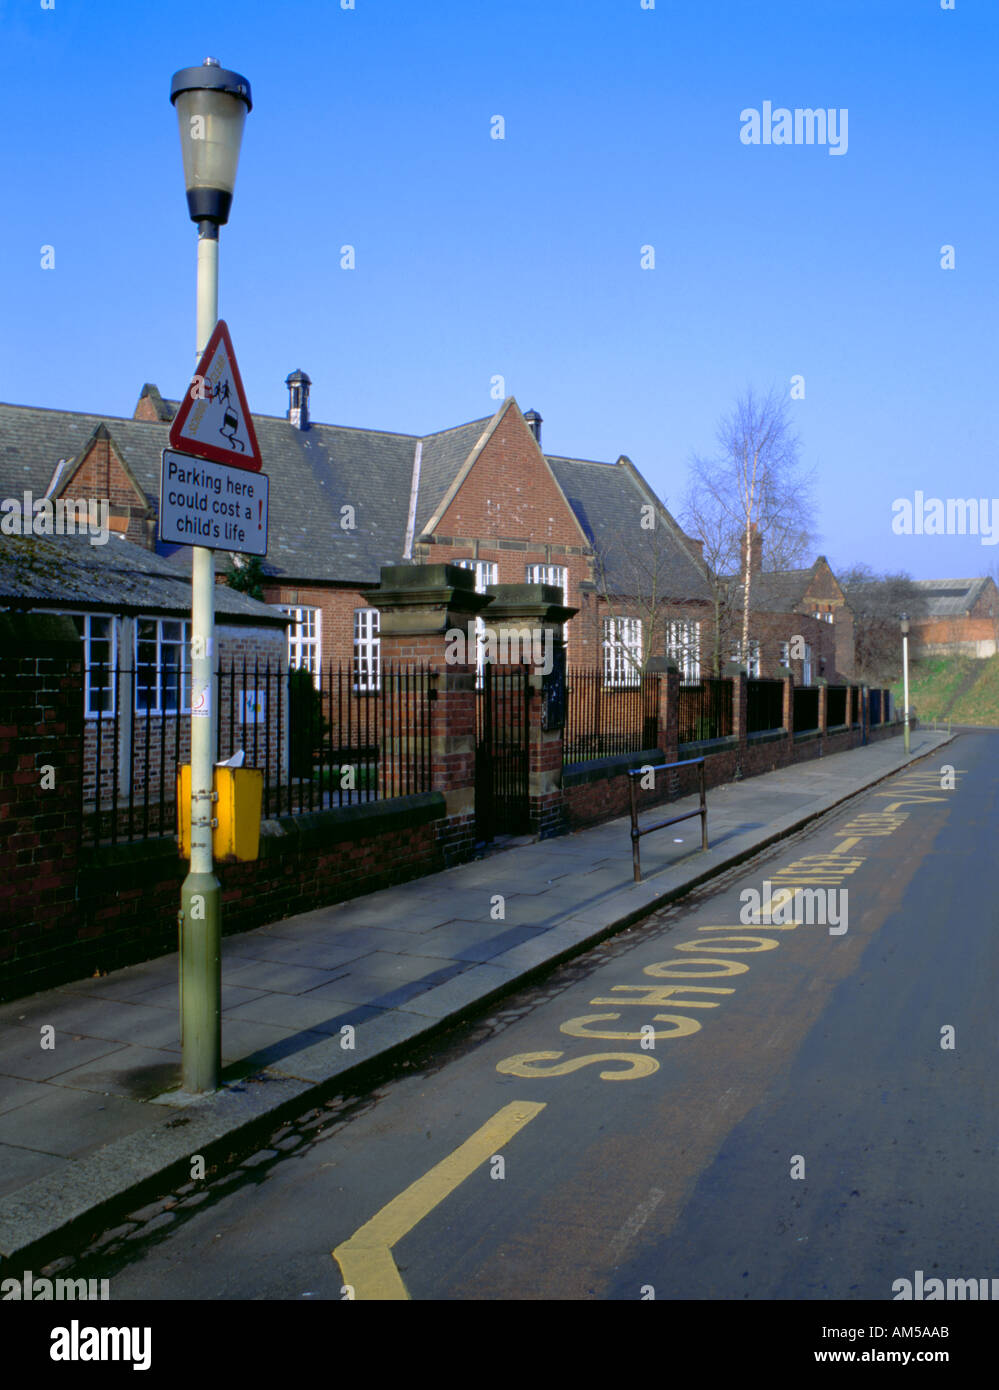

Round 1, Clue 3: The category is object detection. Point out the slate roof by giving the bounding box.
[720,560,837,615]
[907,577,994,618]
[0,395,713,601]
[414,418,495,536]
[547,455,714,602]
[0,532,287,624]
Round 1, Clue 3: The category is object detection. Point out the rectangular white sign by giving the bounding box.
[159,448,268,556]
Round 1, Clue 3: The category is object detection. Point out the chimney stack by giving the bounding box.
[524,408,542,446]
[285,369,311,430]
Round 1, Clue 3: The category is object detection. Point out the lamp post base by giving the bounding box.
[179,871,222,1093]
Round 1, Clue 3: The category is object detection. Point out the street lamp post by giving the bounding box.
[900,612,911,755]
[170,57,252,1093]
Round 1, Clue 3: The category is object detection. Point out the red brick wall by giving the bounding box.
[436,406,588,548]
[564,717,902,831]
[56,435,155,549]
[0,617,84,987]
[414,406,598,664]
[64,799,446,1001]
[259,582,370,672]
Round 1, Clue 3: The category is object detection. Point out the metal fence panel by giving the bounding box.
[677,678,733,745]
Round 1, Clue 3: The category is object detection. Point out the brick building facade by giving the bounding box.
[906,577,999,659]
[0,380,854,685]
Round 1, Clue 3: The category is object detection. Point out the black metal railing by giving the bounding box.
[826,685,847,728]
[677,677,733,745]
[869,687,882,726]
[563,669,661,765]
[81,660,433,846]
[746,678,785,734]
[793,685,820,733]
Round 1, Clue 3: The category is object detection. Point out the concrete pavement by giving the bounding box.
[0,727,954,1266]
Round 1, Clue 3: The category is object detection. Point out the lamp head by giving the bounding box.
[170,58,252,226]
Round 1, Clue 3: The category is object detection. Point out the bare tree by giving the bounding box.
[838,565,929,683]
[682,386,818,673]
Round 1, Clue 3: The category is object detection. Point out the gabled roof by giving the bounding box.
[414,416,495,536]
[0,393,711,600]
[0,402,170,502]
[549,452,713,601]
[723,557,844,615]
[0,531,287,623]
[741,567,815,613]
[908,576,996,617]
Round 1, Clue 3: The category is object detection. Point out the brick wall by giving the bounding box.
[55,430,156,549]
[66,795,446,998]
[0,615,84,987]
[1,598,903,1003]
[564,674,901,831]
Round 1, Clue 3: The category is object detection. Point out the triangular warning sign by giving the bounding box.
[169,320,262,472]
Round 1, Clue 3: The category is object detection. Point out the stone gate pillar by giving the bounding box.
[481,583,577,839]
[361,564,491,865]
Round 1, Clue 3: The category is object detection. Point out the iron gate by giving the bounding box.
[475,663,531,842]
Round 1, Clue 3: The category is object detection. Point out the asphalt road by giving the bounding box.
[61,733,998,1301]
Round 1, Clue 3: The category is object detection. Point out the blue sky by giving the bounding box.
[0,0,996,580]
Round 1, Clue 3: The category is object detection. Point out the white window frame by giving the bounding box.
[68,612,118,719]
[730,638,760,678]
[353,607,380,692]
[278,605,322,679]
[603,616,642,687]
[666,619,701,683]
[526,563,567,598]
[779,641,790,669]
[803,643,813,685]
[135,617,190,716]
[527,563,569,657]
[455,558,498,595]
[455,559,498,686]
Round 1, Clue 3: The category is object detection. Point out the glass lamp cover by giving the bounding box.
[174,89,246,194]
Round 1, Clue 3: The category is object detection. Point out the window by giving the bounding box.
[803,643,813,685]
[666,620,701,682]
[353,607,380,691]
[779,641,790,668]
[730,638,761,677]
[527,563,569,656]
[69,613,117,718]
[526,563,567,598]
[278,605,321,677]
[455,559,498,595]
[455,559,497,684]
[136,619,189,715]
[603,617,642,686]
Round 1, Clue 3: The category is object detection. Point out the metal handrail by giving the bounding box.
[627,755,708,883]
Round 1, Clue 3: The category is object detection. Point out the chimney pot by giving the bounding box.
[285,369,311,429]
[524,408,542,446]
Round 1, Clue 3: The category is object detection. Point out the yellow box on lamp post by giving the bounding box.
[177,765,263,862]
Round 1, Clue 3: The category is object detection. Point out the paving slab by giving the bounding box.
[0,727,954,1264]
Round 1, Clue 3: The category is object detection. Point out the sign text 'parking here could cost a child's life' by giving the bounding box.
[159,449,268,556]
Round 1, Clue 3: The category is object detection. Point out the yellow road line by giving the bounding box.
[332,1099,546,1300]
[831,836,862,853]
